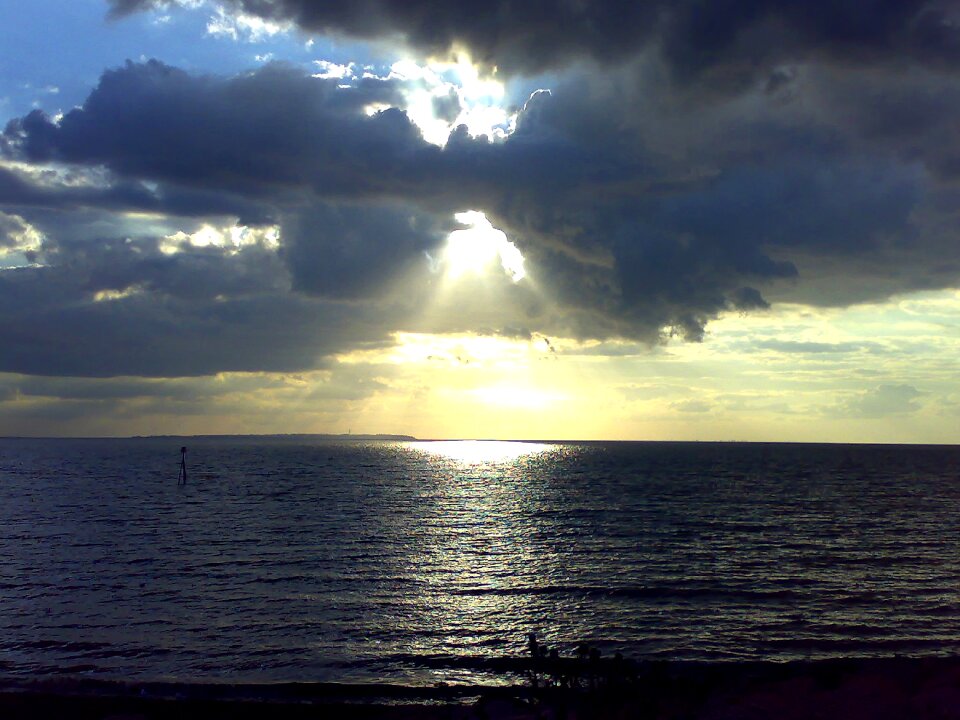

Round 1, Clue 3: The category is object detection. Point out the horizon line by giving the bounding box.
[0,433,957,448]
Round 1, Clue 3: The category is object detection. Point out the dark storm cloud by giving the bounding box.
[0,370,380,408]
[0,62,452,378]
[39,232,288,301]
[281,203,450,299]
[0,373,284,402]
[3,60,425,199]
[0,164,269,222]
[434,70,935,334]
[107,1,959,84]
[5,60,733,345]
[0,283,387,377]
[3,24,960,379]
[0,236,400,377]
[656,161,919,255]
[804,66,960,184]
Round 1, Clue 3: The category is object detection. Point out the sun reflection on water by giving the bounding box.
[408,440,553,464]
[396,439,564,682]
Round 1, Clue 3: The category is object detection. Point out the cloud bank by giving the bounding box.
[1,1,959,382]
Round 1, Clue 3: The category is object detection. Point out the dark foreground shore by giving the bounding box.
[4,656,960,719]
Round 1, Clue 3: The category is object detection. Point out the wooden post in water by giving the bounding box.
[177,446,187,485]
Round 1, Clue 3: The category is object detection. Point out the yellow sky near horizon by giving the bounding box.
[3,287,957,444]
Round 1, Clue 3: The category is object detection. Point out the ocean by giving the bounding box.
[2,437,960,687]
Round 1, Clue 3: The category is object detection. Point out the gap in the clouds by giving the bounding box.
[436,211,525,282]
[325,54,517,146]
[387,55,515,145]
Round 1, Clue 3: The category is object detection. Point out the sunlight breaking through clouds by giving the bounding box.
[441,211,525,282]
[387,56,513,145]
[317,54,515,145]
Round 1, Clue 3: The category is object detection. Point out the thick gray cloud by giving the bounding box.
[3,60,424,198]
[106,1,959,86]
[1,60,805,349]
[0,163,270,222]
[0,235,400,377]
[281,203,450,300]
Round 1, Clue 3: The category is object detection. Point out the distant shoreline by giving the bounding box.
[129,433,420,441]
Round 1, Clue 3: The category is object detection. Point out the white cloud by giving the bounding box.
[312,60,355,80]
[160,223,280,254]
[206,5,289,42]
[0,211,44,267]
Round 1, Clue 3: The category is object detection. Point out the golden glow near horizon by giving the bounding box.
[3,290,958,444]
[305,288,957,445]
[468,384,567,409]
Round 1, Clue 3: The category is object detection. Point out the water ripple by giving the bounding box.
[1,438,959,683]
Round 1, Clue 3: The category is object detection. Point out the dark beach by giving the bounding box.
[5,656,960,719]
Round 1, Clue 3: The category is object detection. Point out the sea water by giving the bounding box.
[1,437,959,685]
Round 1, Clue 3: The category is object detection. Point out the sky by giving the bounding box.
[0,0,959,442]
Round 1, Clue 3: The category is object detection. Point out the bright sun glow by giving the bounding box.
[444,211,526,282]
[388,55,512,146]
[409,440,552,463]
[470,385,564,409]
[311,54,515,146]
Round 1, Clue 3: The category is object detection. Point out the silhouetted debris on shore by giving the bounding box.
[524,633,639,690]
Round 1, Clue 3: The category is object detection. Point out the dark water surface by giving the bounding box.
[2,438,960,685]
